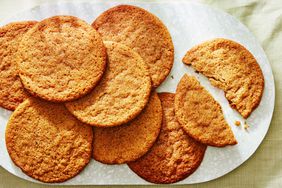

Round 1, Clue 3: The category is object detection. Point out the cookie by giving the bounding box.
[182,38,264,118]
[92,5,174,88]
[93,92,162,164]
[175,74,237,147]
[16,16,106,102]
[5,97,93,183]
[66,41,151,127]
[128,93,206,184]
[0,21,37,110]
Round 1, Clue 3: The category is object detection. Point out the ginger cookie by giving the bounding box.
[92,5,174,88]
[93,92,162,164]
[66,41,151,127]
[128,93,206,184]
[182,38,264,118]
[16,16,106,102]
[0,21,37,110]
[5,97,93,183]
[175,74,237,147]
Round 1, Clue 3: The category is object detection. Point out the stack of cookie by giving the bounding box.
[0,4,264,184]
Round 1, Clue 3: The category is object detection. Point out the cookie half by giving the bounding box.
[5,97,93,183]
[92,5,174,88]
[175,74,237,147]
[17,16,106,102]
[0,21,37,110]
[93,92,162,164]
[182,38,264,118]
[128,93,206,184]
[66,41,151,127]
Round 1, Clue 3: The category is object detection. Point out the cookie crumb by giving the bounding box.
[171,75,174,79]
[235,121,241,126]
[244,122,249,130]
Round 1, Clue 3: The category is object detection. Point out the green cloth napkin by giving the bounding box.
[0,0,281,187]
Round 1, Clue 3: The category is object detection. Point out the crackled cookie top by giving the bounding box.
[93,92,162,164]
[66,41,151,127]
[0,21,37,110]
[128,93,206,184]
[175,74,237,147]
[5,97,93,183]
[17,16,106,102]
[93,5,174,87]
[182,38,264,118]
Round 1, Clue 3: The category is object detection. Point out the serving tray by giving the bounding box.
[0,1,275,185]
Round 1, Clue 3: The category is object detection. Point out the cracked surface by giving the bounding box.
[92,5,174,87]
[93,92,162,164]
[182,38,264,118]
[66,41,151,127]
[17,16,106,102]
[5,97,93,183]
[128,93,206,184]
[175,74,237,147]
[0,21,37,110]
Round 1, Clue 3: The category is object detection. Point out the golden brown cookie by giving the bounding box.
[93,92,162,164]
[175,74,237,147]
[5,97,93,183]
[0,21,37,110]
[16,16,106,102]
[66,41,151,127]
[92,5,174,88]
[182,38,264,118]
[128,93,206,184]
